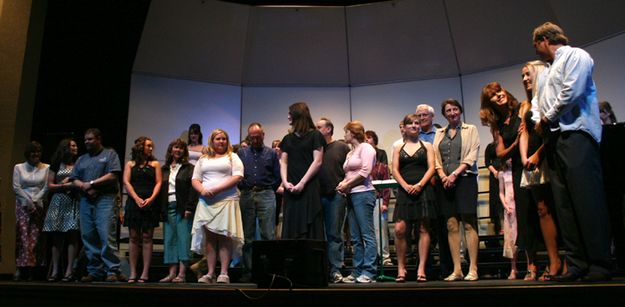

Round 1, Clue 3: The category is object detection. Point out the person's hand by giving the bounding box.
[402,183,416,195]
[381,204,388,213]
[201,188,215,198]
[81,181,92,191]
[276,186,285,194]
[291,181,305,194]
[143,197,155,208]
[283,181,295,192]
[184,210,193,219]
[525,153,540,170]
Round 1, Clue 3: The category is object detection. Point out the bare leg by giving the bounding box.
[205,228,217,278]
[218,236,232,276]
[447,217,463,276]
[464,222,479,275]
[140,228,154,280]
[128,228,140,280]
[178,261,187,279]
[394,220,408,278]
[537,200,561,276]
[417,222,430,278]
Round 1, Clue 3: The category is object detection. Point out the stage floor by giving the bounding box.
[2,278,625,306]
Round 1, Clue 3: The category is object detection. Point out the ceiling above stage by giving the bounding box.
[133,0,625,86]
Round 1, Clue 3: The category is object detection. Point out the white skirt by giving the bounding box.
[190,198,244,259]
[520,159,550,188]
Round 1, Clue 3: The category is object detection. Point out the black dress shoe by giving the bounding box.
[582,271,611,282]
[553,272,582,282]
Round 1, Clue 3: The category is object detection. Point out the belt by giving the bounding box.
[244,185,272,192]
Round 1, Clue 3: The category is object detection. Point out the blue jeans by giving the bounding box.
[347,191,378,278]
[79,195,121,278]
[322,193,347,275]
[239,189,276,273]
[163,202,192,264]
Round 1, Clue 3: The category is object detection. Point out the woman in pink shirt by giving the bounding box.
[336,121,378,283]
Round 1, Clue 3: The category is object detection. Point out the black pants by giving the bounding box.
[547,131,612,275]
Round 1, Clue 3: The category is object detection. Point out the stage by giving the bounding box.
[2,277,624,306]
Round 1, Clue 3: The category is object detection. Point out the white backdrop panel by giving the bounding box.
[127,74,242,162]
[240,87,351,145]
[586,33,625,122]
[350,78,462,157]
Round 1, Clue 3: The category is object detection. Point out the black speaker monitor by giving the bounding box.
[252,239,328,288]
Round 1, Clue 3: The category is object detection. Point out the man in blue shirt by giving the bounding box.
[532,22,611,282]
[237,122,281,282]
[416,104,437,144]
[70,128,126,282]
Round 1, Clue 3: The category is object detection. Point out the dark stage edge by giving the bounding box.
[2,279,625,306]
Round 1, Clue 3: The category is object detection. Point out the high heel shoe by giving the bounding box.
[48,273,59,282]
[524,270,537,281]
[61,273,75,282]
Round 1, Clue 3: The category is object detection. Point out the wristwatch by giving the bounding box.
[89,180,94,185]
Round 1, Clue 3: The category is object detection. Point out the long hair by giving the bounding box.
[523,60,547,101]
[131,136,156,165]
[50,138,77,172]
[479,82,520,128]
[599,101,618,124]
[164,138,189,167]
[289,102,315,135]
[203,129,233,158]
[188,123,203,145]
[344,120,366,143]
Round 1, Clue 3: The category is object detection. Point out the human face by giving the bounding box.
[365,135,375,146]
[489,90,508,106]
[143,139,154,156]
[171,144,184,161]
[534,37,552,62]
[404,119,420,138]
[189,131,200,145]
[27,150,41,166]
[288,112,293,125]
[84,133,101,152]
[522,66,533,92]
[247,126,264,149]
[416,108,433,131]
[444,103,462,126]
[600,108,611,124]
[404,120,421,137]
[69,140,78,156]
[316,120,330,137]
[212,133,228,154]
[344,129,353,143]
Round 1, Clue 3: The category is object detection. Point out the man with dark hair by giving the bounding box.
[531,22,611,282]
[316,117,350,283]
[237,122,281,282]
[70,129,126,282]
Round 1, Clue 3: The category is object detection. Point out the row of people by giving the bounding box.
[12,21,615,284]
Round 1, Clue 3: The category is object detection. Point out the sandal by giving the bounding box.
[524,270,537,281]
[159,275,175,283]
[198,274,214,284]
[172,276,185,283]
[138,278,149,283]
[444,272,464,282]
[395,275,406,283]
[417,275,427,282]
[128,278,137,283]
[61,273,75,282]
[216,274,230,284]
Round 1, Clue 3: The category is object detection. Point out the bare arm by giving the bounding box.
[280,151,293,191]
[392,143,415,195]
[291,147,324,194]
[123,161,143,205]
[144,161,162,207]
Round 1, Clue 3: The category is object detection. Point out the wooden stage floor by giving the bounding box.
[2,278,625,306]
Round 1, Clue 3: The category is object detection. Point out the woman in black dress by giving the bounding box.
[392,114,436,282]
[123,136,162,283]
[279,102,326,239]
[480,81,541,280]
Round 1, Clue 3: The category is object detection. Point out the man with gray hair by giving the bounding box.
[416,104,436,143]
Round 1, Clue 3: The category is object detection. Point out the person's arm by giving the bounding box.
[123,161,144,206]
[495,130,519,160]
[392,143,416,195]
[419,143,436,190]
[144,161,162,207]
[544,49,594,123]
[280,151,293,191]
[47,170,72,193]
[519,102,532,166]
[32,167,49,206]
[271,150,282,191]
[498,172,507,213]
[12,165,33,208]
[291,146,324,194]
